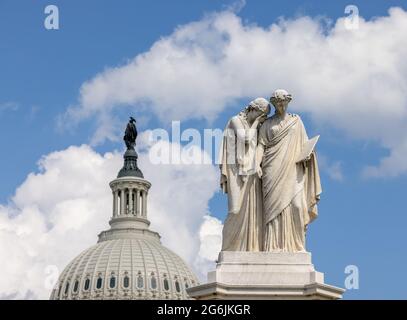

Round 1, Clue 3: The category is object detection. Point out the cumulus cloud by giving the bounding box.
[318,154,344,182]
[0,101,19,114]
[137,132,219,278]
[0,145,117,299]
[363,138,407,178]
[62,7,407,177]
[188,215,223,282]
[196,215,223,260]
[0,137,219,299]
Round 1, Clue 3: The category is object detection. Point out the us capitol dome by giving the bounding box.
[50,118,199,300]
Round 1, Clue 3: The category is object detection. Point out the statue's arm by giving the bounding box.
[255,144,264,178]
[230,117,247,143]
[255,122,268,178]
[230,116,261,144]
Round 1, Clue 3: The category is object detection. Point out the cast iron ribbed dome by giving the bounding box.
[50,119,199,300]
[50,237,198,300]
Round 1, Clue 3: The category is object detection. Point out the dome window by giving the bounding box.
[96,277,103,289]
[64,282,70,295]
[184,278,189,289]
[123,275,130,288]
[73,280,79,293]
[109,276,116,289]
[137,275,144,289]
[84,278,90,291]
[57,285,62,298]
[175,280,181,293]
[163,278,169,291]
[150,275,157,290]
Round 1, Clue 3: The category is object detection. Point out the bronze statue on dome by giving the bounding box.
[124,116,137,150]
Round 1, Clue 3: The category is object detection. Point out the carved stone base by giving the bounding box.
[187,251,345,300]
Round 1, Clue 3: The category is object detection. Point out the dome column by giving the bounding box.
[142,190,147,217]
[129,189,133,215]
[135,190,141,216]
[120,189,126,216]
[113,189,119,217]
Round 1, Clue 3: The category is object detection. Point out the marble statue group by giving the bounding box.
[220,89,322,253]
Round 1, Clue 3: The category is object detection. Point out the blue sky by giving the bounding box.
[1,0,407,299]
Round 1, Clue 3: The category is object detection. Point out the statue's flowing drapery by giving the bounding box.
[258,114,321,252]
[219,116,263,251]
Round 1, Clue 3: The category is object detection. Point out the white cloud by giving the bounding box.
[190,215,223,281]
[197,215,223,262]
[318,154,344,182]
[0,101,19,114]
[363,138,407,178]
[62,7,407,177]
[137,133,219,279]
[0,145,116,299]
[0,139,219,299]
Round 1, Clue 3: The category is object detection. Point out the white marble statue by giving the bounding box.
[256,89,322,252]
[194,104,342,300]
[219,90,322,253]
[219,98,270,251]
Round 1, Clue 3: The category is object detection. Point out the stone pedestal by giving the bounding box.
[187,251,344,300]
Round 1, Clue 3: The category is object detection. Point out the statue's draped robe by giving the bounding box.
[219,115,263,251]
[258,114,321,252]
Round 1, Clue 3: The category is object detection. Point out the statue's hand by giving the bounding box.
[255,114,267,125]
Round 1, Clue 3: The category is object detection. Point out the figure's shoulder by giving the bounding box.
[289,113,303,122]
[227,115,245,130]
[230,115,242,125]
